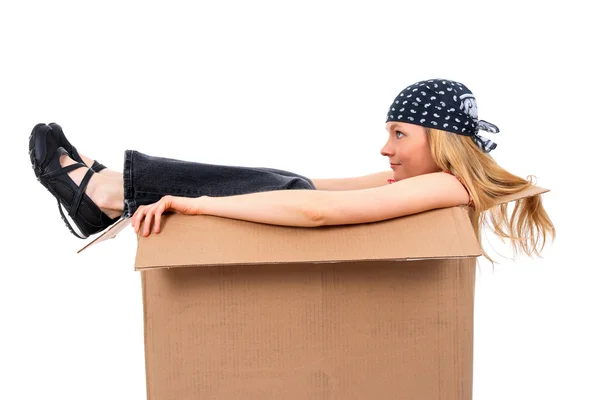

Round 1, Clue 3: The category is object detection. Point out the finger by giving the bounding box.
[154,201,167,233]
[156,196,174,233]
[143,205,157,236]
[135,205,150,234]
[132,208,140,232]
[133,206,144,234]
[132,208,140,233]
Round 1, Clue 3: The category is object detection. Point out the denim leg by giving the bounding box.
[122,150,316,217]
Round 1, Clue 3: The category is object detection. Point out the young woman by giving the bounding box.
[29,78,555,263]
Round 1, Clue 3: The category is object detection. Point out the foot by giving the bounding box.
[60,153,123,219]
[76,152,95,170]
[76,150,123,180]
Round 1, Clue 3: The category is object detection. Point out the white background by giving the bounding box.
[1,1,598,399]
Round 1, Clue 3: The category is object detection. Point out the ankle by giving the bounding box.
[101,169,123,181]
[89,174,123,215]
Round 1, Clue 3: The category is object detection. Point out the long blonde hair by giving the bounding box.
[425,128,556,265]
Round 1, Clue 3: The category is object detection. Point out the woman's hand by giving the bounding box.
[131,195,204,236]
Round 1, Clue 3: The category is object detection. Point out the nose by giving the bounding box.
[380,138,394,157]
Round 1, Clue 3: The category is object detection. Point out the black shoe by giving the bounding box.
[29,124,120,239]
[48,122,107,173]
[29,123,58,180]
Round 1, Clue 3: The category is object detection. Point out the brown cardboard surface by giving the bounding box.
[76,216,130,254]
[135,203,487,399]
[142,258,475,400]
[492,185,548,206]
[134,206,480,270]
[77,184,549,399]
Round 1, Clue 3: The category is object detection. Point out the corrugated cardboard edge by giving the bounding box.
[76,217,131,254]
[77,184,550,254]
[134,255,479,270]
[140,271,152,399]
[492,185,548,207]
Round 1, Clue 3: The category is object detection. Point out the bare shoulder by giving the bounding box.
[319,172,472,225]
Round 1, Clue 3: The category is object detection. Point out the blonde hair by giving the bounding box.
[425,128,556,265]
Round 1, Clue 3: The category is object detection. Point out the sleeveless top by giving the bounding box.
[387,171,474,208]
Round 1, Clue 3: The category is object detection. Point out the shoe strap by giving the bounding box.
[41,162,87,180]
[92,160,106,173]
[70,145,85,164]
[69,167,95,219]
[72,146,105,172]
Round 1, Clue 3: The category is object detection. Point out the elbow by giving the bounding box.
[301,203,327,227]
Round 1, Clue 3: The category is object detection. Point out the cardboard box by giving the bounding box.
[81,185,548,400]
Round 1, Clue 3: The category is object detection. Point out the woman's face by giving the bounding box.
[381,121,441,181]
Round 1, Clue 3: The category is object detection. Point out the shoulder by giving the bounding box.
[386,172,472,208]
[440,171,474,208]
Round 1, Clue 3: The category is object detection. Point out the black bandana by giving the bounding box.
[386,78,500,153]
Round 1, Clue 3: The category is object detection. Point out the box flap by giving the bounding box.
[77,217,130,254]
[134,206,482,270]
[492,184,549,207]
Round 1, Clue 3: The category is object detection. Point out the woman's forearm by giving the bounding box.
[200,190,326,227]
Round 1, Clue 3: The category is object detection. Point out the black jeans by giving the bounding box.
[122,150,316,218]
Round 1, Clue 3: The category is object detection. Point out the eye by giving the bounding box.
[395,131,405,139]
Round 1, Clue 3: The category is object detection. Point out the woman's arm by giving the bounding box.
[132,171,471,236]
[311,170,394,190]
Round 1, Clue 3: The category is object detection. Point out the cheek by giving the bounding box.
[400,143,433,172]
[396,144,413,163]
[416,146,438,172]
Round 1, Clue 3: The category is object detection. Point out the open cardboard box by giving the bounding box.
[80,185,548,400]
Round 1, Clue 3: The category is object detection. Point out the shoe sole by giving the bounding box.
[29,124,89,239]
[28,123,47,181]
[59,202,87,239]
